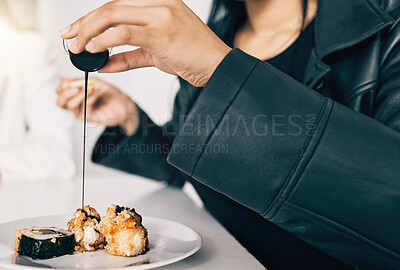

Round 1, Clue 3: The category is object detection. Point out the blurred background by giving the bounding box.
[0,0,213,176]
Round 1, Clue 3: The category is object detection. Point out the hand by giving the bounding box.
[56,76,139,136]
[59,0,231,87]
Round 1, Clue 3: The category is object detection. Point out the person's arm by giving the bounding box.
[92,107,186,187]
[166,48,400,269]
[91,78,200,187]
[0,35,76,182]
[56,74,189,187]
[60,1,400,267]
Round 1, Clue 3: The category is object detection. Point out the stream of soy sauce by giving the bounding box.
[67,48,109,210]
[82,71,89,209]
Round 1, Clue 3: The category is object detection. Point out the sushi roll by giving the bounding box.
[100,205,149,257]
[15,226,75,260]
[67,205,105,252]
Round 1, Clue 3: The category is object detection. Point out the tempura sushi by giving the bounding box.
[67,205,105,252]
[15,226,75,259]
[100,205,149,257]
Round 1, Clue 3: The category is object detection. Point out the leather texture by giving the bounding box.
[93,0,400,269]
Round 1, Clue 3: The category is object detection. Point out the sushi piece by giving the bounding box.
[15,226,75,260]
[100,205,149,257]
[67,205,105,252]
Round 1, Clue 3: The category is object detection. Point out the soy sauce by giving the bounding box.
[82,71,88,209]
[68,50,109,72]
[66,49,109,209]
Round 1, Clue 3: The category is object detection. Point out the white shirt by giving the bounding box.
[0,25,76,182]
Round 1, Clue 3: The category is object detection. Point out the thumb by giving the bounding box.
[99,48,153,73]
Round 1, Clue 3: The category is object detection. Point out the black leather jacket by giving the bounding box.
[92,0,400,269]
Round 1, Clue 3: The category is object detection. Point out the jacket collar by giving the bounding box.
[315,0,394,59]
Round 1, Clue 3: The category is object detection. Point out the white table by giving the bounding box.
[0,168,265,270]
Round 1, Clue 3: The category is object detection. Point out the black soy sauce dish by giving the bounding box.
[68,50,109,72]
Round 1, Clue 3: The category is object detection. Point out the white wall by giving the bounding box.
[37,0,213,173]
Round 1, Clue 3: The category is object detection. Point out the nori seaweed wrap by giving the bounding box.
[15,226,75,260]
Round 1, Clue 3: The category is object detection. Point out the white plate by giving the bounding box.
[0,215,202,270]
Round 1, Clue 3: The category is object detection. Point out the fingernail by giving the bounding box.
[69,39,78,52]
[85,41,95,52]
[59,25,71,35]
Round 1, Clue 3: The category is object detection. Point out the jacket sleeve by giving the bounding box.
[166,48,400,269]
[92,107,186,187]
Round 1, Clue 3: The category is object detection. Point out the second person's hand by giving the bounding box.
[56,77,140,136]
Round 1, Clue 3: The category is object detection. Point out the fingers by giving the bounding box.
[57,77,72,94]
[57,76,110,123]
[86,25,149,53]
[79,6,154,53]
[99,48,154,73]
[66,92,86,112]
[83,91,108,122]
[87,90,102,109]
[57,87,80,108]
[59,6,100,39]
[59,87,103,119]
[59,76,71,83]
[112,0,167,7]
[57,79,89,111]
[61,0,163,53]
[58,0,133,39]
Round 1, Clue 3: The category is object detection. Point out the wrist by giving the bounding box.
[199,44,231,87]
